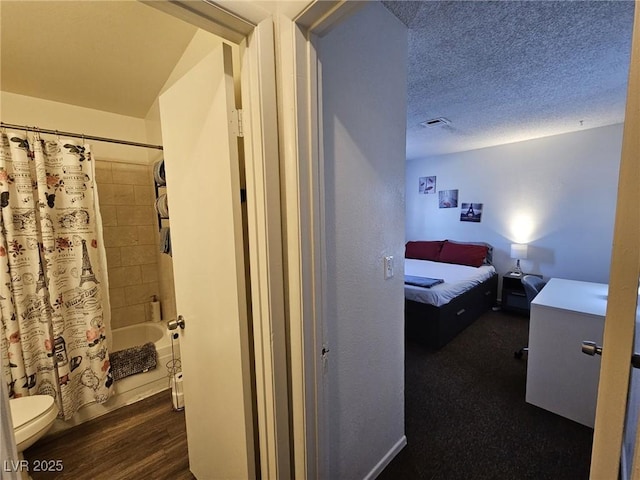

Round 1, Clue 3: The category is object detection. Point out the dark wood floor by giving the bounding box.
[24,390,194,480]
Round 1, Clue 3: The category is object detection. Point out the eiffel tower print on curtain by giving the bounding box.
[35,245,48,294]
[79,239,98,287]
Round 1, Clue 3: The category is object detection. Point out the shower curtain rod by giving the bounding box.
[0,122,163,151]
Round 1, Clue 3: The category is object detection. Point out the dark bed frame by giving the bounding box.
[405,273,498,349]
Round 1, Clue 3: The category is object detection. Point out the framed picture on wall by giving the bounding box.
[460,203,483,222]
[419,176,436,194]
[438,189,458,208]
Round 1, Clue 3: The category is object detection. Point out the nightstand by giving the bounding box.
[502,273,542,315]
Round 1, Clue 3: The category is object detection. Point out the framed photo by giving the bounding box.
[419,176,436,194]
[438,189,458,208]
[460,203,483,222]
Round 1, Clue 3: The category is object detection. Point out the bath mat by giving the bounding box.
[110,342,157,381]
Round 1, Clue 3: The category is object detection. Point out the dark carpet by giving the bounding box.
[379,310,593,480]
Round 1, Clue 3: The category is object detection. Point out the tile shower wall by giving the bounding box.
[95,161,159,329]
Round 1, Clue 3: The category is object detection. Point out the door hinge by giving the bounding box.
[231,109,244,138]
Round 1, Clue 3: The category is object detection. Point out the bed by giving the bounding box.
[404,240,498,349]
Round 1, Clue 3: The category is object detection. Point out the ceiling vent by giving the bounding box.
[419,117,451,128]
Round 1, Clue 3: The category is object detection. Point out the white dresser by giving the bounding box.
[526,278,608,428]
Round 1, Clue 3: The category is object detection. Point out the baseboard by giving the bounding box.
[363,435,407,480]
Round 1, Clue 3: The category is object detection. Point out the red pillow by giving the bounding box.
[405,241,444,261]
[439,241,488,267]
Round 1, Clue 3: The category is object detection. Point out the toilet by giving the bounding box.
[10,395,58,452]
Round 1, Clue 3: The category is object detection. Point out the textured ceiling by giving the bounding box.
[0,0,197,118]
[1,1,634,155]
[382,1,636,160]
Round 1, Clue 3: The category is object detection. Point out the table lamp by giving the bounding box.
[510,243,528,276]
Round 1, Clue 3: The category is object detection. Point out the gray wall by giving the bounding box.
[318,3,408,478]
[406,124,623,285]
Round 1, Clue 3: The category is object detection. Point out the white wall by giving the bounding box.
[0,92,150,163]
[318,3,408,478]
[406,124,623,284]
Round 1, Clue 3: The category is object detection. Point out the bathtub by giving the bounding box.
[110,321,179,399]
[112,321,170,353]
[49,321,181,434]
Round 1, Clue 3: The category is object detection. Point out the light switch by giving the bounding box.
[384,255,394,279]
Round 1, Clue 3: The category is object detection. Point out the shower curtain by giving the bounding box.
[0,131,112,420]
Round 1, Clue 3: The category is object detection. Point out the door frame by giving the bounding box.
[273,2,372,479]
[132,2,293,478]
[158,3,367,478]
[590,3,640,478]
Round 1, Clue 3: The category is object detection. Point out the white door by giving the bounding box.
[159,42,255,479]
[589,5,640,479]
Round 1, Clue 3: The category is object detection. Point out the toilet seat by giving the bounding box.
[10,395,58,450]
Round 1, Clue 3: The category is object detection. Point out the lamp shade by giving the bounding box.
[510,243,528,260]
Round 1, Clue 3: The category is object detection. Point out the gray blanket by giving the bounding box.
[110,342,157,381]
[404,275,444,288]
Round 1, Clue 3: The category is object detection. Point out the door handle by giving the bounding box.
[168,315,186,330]
[581,341,602,356]
[582,340,640,369]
